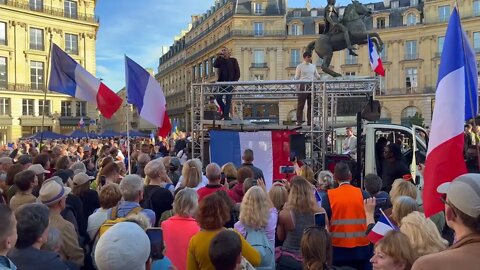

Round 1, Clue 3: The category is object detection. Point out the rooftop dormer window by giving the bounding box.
[293,10,302,17]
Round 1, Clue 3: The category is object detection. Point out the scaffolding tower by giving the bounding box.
[190,78,378,172]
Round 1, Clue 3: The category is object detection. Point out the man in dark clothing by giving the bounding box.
[213,46,240,120]
[238,149,264,180]
[381,143,410,193]
[465,145,480,173]
[174,132,187,155]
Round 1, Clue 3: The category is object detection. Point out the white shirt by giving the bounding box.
[342,135,357,159]
[87,208,109,240]
[294,61,321,80]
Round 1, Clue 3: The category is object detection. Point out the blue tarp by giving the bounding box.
[121,130,149,137]
[68,130,99,139]
[27,131,67,140]
[99,130,123,138]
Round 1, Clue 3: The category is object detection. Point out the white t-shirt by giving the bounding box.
[87,208,109,240]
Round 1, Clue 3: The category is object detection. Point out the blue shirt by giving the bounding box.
[108,201,156,226]
[0,256,16,270]
[151,257,172,270]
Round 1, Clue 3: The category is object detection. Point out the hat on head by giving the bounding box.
[17,155,33,165]
[95,222,150,270]
[27,164,50,175]
[70,162,87,174]
[437,173,480,218]
[53,169,74,185]
[39,178,71,205]
[73,172,94,186]
[170,157,181,169]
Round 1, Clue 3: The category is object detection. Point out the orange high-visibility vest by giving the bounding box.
[327,184,370,248]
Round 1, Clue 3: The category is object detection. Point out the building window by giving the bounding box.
[64,0,78,19]
[345,72,356,77]
[405,68,418,92]
[22,99,34,116]
[61,101,72,117]
[345,50,358,65]
[205,60,209,77]
[0,57,6,89]
[38,100,50,116]
[253,74,264,80]
[192,65,196,80]
[30,61,44,90]
[437,36,445,56]
[199,63,203,78]
[29,28,44,51]
[401,106,419,121]
[474,32,480,52]
[253,2,263,14]
[253,22,264,36]
[406,13,417,26]
[475,0,480,16]
[252,50,265,67]
[405,40,417,60]
[65,33,78,55]
[379,44,387,61]
[391,1,399,8]
[410,0,418,6]
[291,49,301,67]
[76,101,86,116]
[376,17,386,29]
[438,5,450,22]
[0,98,9,115]
[291,24,302,35]
[211,56,216,74]
[311,10,318,17]
[29,0,43,11]
[0,21,6,45]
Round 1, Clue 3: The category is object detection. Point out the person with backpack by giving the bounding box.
[142,159,174,226]
[111,174,156,226]
[235,186,277,269]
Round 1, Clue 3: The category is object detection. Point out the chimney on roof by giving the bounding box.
[306,0,312,11]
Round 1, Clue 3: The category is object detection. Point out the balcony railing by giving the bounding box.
[376,87,436,96]
[251,63,267,68]
[0,83,50,92]
[0,0,99,23]
[404,53,419,60]
[289,61,301,67]
[232,30,286,37]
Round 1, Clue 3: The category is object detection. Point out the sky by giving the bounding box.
[95,0,363,91]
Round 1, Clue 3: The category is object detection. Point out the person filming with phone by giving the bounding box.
[213,46,240,120]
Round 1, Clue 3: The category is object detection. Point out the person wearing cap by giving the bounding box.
[9,170,37,211]
[17,155,33,170]
[7,204,70,270]
[412,173,480,270]
[82,145,92,160]
[39,178,84,267]
[72,172,99,219]
[94,221,150,270]
[168,157,182,187]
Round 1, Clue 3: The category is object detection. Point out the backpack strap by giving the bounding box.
[126,206,143,217]
[110,206,119,220]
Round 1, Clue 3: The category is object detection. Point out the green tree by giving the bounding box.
[409,112,425,127]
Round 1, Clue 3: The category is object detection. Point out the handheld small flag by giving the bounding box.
[367,209,398,244]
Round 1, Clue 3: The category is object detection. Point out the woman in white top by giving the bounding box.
[86,183,122,240]
[174,159,208,191]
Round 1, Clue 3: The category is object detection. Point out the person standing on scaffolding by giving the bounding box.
[294,51,321,126]
[324,0,358,56]
[213,47,240,120]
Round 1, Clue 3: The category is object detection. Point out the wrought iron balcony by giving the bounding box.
[0,0,99,23]
[251,63,268,68]
[0,83,51,93]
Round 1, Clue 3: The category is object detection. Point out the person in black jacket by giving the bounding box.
[213,46,240,120]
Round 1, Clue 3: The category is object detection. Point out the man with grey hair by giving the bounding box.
[109,175,156,226]
[197,163,228,201]
[239,149,264,180]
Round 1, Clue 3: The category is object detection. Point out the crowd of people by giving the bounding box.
[0,131,479,270]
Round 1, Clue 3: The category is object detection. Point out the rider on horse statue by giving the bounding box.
[324,0,358,56]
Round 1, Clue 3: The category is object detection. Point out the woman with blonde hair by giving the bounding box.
[235,186,278,246]
[299,165,315,185]
[389,179,417,203]
[370,230,416,270]
[269,183,288,212]
[175,159,207,191]
[392,196,419,226]
[277,176,326,269]
[221,162,237,186]
[400,211,447,257]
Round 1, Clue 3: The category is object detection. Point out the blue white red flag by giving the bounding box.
[367,210,398,244]
[423,7,478,217]
[125,56,171,137]
[210,130,296,190]
[78,117,85,129]
[368,36,385,76]
[48,44,122,119]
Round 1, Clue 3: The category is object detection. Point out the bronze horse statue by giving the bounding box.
[307,0,384,77]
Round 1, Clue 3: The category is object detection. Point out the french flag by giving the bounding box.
[49,44,122,119]
[423,7,478,217]
[368,36,385,77]
[210,130,295,190]
[367,210,397,244]
[125,56,171,137]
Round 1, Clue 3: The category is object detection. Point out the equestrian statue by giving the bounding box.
[307,0,384,77]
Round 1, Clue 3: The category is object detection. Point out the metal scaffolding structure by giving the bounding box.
[190,78,378,172]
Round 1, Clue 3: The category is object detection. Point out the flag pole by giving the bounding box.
[40,32,53,147]
[124,55,132,175]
